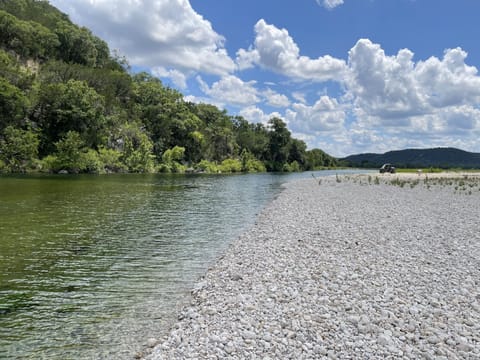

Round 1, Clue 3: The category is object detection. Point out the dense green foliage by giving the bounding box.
[0,0,338,174]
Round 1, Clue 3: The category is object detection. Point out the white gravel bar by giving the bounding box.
[145,174,480,359]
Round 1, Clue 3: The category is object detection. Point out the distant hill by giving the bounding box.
[341,148,480,169]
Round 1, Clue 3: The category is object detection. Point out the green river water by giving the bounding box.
[0,171,358,359]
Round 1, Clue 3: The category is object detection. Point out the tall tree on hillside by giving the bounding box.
[0,0,70,29]
[52,19,110,67]
[39,61,133,112]
[195,105,236,161]
[288,138,307,167]
[305,148,337,169]
[267,117,292,171]
[0,10,59,60]
[32,79,106,155]
[233,116,269,161]
[0,77,28,131]
[132,72,199,157]
[0,125,39,172]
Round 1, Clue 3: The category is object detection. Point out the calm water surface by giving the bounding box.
[0,170,361,359]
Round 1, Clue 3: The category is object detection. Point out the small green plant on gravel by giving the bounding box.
[390,178,406,187]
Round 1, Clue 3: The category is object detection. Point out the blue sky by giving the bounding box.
[50,0,480,157]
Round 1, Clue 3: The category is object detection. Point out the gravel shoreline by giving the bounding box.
[144,174,480,359]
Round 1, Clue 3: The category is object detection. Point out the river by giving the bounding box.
[0,170,363,359]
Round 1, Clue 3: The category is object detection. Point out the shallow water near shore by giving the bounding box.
[0,170,362,359]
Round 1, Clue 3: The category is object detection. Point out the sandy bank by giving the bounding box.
[144,175,480,359]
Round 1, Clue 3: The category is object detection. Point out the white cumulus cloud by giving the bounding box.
[238,106,282,125]
[197,75,259,107]
[347,39,429,124]
[292,92,307,104]
[152,67,187,89]
[286,96,346,134]
[316,0,345,10]
[236,19,347,82]
[415,48,480,108]
[50,0,235,76]
[346,39,480,131]
[263,89,290,108]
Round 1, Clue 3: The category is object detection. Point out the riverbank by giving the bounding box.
[144,174,480,359]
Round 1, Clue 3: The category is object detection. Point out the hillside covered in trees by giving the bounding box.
[341,148,480,169]
[0,0,337,174]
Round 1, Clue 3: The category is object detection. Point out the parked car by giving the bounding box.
[379,163,396,173]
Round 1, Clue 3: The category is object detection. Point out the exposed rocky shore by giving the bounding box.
[145,174,480,359]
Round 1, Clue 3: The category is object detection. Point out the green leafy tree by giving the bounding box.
[0,77,28,131]
[283,161,301,172]
[41,131,105,174]
[219,158,242,173]
[204,123,236,162]
[305,148,338,169]
[288,138,307,169]
[192,103,226,126]
[233,116,269,161]
[53,130,86,173]
[55,23,104,66]
[160,145,185,173]
[81,149,104,174]
[240,149,266,172]
[25,20,59,59]
[0,0,70,30]
[39,61,132,112]
[195,160,219,173]
[266,117,292,171]
[162,145,185,164]
[132,73,199,157]
[194,105,236,161]
[117,122,155,173]
[98,147,126,173]
[33,79,106,155]
[186,130,205,164]
[0,125,39,172]
[0,10,59,59]
[170,113,203,161]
